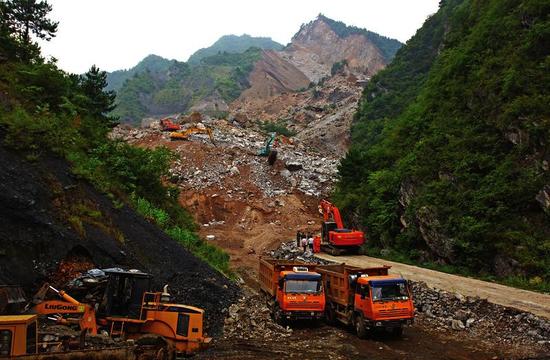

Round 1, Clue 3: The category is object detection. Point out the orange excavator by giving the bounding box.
[30,269,210,355]
[169,127,215,145]
[319,200,365,255]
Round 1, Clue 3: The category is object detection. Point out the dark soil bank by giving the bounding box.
[0,144,239,335]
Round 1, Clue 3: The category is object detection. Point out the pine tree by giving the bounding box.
[1,0,57,44]
[80,65,118,127]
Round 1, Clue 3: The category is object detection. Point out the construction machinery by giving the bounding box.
[319,200,365,255]
[317,264,414,338]
[169,126,215,144]
[30,269,210,356]
[0,314,160,359]
[0,315,37,356]
[259,258,325,324]
[159,118,181,132]
[258,133,277,165]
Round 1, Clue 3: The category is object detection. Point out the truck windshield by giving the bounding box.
[371,283,409,301]
[285,280,321,294]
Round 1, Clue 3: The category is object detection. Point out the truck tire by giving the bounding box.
[273,304,286,326]
[391,326,403,337]
[325,304,337,325]
[355,314,368,339]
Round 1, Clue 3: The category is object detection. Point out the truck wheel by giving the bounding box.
[273,304,286,326]
[391,326,403,337]
[325,305,337,325]
[355,314,368,339]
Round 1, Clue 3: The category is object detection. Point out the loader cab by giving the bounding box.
[100,270,152,319]
[0,315,38,356]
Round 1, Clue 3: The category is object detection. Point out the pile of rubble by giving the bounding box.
[111,119,340,198]
[267,241,332,264]
[222,292,293,340]
[412,281,550,347]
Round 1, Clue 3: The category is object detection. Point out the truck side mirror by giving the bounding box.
[278,278,284,290]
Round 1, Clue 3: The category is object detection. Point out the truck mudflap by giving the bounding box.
[282,311,324,320]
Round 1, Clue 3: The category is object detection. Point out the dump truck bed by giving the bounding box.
[258,258,318,296]
[317,264,390,307]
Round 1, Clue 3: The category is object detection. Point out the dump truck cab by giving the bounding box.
[0,315,38,356]
[319,264,414,338]
[259,259,325,323]
[352,274,414,333]
[276,268,325,320]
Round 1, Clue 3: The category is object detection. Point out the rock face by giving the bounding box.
[282,17,387,82]
[416,206,455,261]
[238,50,311,101]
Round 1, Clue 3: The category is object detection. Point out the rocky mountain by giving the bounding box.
[239,15,402,101]
[187,34,283,64]
[279,15,400,83]
[335,0,550,286]
[111,15,401,125]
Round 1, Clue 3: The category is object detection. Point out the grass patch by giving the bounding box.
[132,196,233,277]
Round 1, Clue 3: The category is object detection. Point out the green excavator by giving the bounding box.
[258,132,278,165]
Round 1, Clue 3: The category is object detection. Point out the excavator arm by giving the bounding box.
[319,200,345,229]
[170,127,215,145]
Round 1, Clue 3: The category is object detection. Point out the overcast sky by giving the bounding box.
[39,0,440,74]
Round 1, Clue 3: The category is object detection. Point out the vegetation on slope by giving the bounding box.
[316,14,403,62]
[187,34,283,64]
[112,48,262,124]
[0,0,231,276]
[335,0,550,290]
[106,54,175,91]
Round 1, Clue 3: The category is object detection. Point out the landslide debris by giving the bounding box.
[0,143,239,336]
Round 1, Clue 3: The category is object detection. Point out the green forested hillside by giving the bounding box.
[106,54,175,91]
[0,0,231,275]
[112,48,261,124]
[187,34,282,64]
[336,0,550,289]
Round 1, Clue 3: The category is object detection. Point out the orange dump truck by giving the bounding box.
[317,264,414,338]
[259,258,325,324]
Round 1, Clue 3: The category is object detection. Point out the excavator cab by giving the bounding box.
[100,270,152,319]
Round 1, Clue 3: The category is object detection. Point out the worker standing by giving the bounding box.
[308,234,314,252]
[296,231,303,248]
[301,236,308,252]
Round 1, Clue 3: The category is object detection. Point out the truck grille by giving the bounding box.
[286,302,322,310]
[378,308,410,318]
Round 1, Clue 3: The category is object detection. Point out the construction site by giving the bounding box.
[1,2,549,359]
[2,110,548,359]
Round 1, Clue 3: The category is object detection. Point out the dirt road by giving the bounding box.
[317,254,550,319]
[197,322,541,360]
